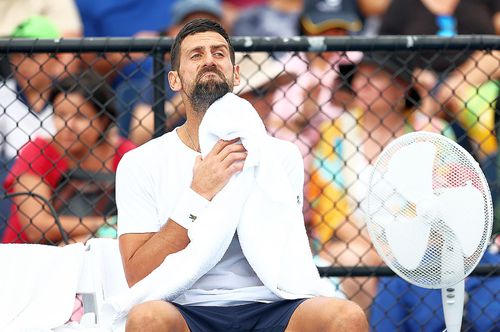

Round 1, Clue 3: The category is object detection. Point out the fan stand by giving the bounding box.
[441,279,464,332]
[440,232,466,332]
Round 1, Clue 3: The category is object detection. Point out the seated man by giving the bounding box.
[116,18,368,332]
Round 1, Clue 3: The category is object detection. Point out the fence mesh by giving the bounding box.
[0,36,498,331]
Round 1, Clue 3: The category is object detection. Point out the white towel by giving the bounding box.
[102,93,334,328]
[0,243,85,331]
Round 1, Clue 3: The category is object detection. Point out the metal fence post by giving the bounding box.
[152,50,167,138]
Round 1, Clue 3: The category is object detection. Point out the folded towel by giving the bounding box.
[0,243,85,331]
[103,93,334,328]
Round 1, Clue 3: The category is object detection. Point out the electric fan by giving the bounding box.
[365,131,493,332]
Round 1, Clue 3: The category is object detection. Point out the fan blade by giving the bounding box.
[437,185,485,257]
[386,142,436,202]
[385,217,431,270]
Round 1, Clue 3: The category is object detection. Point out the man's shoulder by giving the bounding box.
[265,135,301,160]
[119,131,177,169]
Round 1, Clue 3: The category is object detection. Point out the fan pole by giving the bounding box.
[441,279,465,332]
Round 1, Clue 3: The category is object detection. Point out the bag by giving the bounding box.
[52,168,116,218]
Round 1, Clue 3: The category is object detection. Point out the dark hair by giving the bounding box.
[49,71,117,128]
[170,18,235,71]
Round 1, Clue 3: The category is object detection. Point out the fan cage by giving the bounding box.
[366,131,493,289]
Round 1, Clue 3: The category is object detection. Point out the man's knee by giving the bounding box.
[126,301,187,332]
[330,300,368,332]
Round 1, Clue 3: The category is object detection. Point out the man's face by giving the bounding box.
[169,31,240,112]
[353,64,406,112]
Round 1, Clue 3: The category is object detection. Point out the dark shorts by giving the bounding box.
[172,299,307,332]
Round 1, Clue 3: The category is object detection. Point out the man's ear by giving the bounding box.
[233,64,240,87]
[168,70,182,92]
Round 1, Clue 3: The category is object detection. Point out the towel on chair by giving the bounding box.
[102,93,334,328]
[0,242,85,331]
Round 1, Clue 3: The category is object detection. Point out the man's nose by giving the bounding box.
[203,53,216,67]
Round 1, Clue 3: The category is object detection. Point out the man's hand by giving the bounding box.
[191,139,247,201]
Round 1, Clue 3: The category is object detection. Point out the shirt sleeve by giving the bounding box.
[116,151,161,236]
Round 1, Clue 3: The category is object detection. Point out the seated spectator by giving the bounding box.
[75,0,176,138]
[232,0,303,38]
[265,0,363,180]
[0,16,62,237]
[0,0,82,79]
[307,52,455,313]
[234,52,296,118]
[0,0,81,37]
[221,0,267,31]
[1,71,135,244]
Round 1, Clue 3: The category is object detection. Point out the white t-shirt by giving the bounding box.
[116,129,281,306]
[0,79,55,160]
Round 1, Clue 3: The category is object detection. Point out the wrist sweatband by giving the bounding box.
[170,188,210,230]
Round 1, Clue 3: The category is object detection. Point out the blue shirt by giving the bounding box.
[76,0,173,37]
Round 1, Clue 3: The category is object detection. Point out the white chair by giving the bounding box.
[75,238,129,329]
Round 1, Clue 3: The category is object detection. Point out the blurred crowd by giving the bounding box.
[0,0,499,330]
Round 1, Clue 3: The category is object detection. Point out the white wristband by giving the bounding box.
[170,188,210,230]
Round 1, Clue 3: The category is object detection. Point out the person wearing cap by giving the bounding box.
[265,0,364,181]
[306,52,456,314]
[0,16,67,239]
[0,0,82,80]
[0,16,62,163]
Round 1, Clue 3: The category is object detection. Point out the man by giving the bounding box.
[116,18,368,331]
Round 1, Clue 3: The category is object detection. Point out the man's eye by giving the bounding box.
[214,52,224,57]
[191,54,201,59]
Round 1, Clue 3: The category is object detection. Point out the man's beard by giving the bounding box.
[189,67,231,113]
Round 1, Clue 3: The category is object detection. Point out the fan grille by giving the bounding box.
[366,132,493,288]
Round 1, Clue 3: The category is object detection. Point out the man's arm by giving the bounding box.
[119,221,189,287]
[119,139,247,287]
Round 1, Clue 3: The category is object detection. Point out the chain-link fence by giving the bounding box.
[0,36,499,330]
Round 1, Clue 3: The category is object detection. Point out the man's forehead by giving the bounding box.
[181,31,229,52]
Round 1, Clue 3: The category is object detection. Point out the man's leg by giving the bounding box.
[286,297,368,332]
[126,300,190,332]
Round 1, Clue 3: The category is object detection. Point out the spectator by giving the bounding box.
[378,0,500,180]
[234,52,296,118]
[265,0,363,180]
[232,0,304,38]
[0,0,82,79]
[0,16,62,236]
[0,16,62,161]
[376,3,500,315]
[1,71,135,244]
[221,0,267,31]
[75,0,175,138]
[0,0,81,37]
[128,0,225,146]
[307,52,455,313]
